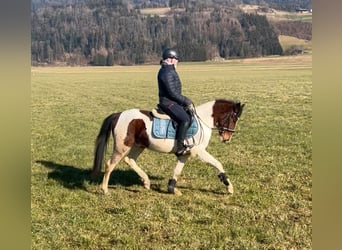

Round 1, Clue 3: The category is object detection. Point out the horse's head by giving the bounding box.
[212,100,244,143]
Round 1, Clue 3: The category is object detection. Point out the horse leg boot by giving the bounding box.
[218,172,234,194]
[175,121,191,156]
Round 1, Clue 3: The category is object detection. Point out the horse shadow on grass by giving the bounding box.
[36,160,164,193]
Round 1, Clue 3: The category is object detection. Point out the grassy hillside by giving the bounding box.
[141,5,312,56]
[279,35,312,54]
[239,4,312,22]
[141,5,313,23]
[31,55,312,249]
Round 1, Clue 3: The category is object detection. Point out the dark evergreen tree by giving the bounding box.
[31,0,300,65]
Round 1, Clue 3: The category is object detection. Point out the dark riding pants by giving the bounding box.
[162,102,191,125]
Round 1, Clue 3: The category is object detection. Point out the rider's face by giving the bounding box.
[170,57,178,68]
[165,57,178,68]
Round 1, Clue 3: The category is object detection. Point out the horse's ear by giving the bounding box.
[235,102,244,117]
[234,102,241,113]
[238,103,245,117]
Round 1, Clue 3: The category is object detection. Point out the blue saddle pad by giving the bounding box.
[152,118,199,139]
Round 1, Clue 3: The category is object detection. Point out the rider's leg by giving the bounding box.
[162,103,192,156]
[175,120,191,156]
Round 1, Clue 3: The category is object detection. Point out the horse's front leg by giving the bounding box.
[168,155,190,195]
[197,149,233,194]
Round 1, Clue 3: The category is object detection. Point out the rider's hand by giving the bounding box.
[187,103,195,113]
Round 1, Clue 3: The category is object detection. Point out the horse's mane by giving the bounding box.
[212,99,243,117]
[215,99,236,105]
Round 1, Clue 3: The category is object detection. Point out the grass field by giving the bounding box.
[31,55,312,249]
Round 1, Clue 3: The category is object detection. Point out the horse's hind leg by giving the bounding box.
[124,146,150,189]
[102,150,128,194]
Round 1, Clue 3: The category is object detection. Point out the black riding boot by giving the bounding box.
[175,121,191,156]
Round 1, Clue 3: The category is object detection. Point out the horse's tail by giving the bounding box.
[91,113,119,178]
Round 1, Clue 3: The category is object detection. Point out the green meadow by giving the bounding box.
[31,55,312,249]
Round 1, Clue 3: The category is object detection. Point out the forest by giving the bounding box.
[31,0,311,66]
[31,0,312,11]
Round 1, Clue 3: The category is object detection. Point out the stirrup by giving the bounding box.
[175,146,191,156]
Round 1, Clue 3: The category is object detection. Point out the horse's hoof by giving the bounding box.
[144,182,151,190]
[101,186,109,195]
[174,188,182,196]
[227,185,234,195]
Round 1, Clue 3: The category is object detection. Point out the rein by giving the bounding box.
[186,109,205,146]
[186,106,238,147]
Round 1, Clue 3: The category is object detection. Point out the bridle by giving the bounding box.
[187,107,240,145]
[217,111,238,135]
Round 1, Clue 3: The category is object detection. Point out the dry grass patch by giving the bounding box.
[140,7,171,16]
[279,35,312,51]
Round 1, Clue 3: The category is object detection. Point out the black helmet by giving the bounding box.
[162,48,178,60]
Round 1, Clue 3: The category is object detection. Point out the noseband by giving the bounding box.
[219,127,236,133]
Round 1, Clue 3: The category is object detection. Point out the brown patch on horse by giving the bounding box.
[124,119,150,148]
[212,99,234,127]
[139,110,153,121]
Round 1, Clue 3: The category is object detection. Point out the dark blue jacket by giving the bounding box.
[157,62,192,109]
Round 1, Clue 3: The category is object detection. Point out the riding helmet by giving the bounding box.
[162,48,178,60]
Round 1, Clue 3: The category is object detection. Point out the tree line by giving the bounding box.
[32,0,312,12]
[31,1,285,66]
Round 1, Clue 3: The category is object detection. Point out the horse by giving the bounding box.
[91,99,244,195]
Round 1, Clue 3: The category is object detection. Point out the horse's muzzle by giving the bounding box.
[219,127,236,143]
[223,138,232,143]
[220,134,232,143]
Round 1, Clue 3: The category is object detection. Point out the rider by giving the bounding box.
[157,48,194,156]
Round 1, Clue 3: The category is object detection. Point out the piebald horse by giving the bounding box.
[91,99,244,195]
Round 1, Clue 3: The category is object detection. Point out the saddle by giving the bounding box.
[151,108,170,120]
[151,107,198,139]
